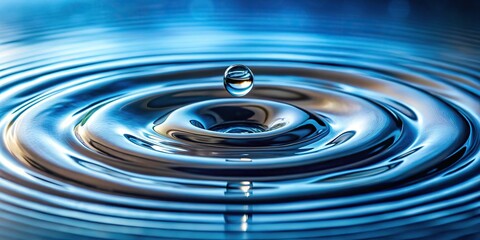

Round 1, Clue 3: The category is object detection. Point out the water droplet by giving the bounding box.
[224,64,254,97]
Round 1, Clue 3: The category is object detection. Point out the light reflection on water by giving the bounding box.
[0,1,479,239]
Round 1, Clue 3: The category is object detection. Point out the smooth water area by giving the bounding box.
[0,1,479,239]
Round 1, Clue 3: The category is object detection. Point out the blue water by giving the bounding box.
[0,1,479,239]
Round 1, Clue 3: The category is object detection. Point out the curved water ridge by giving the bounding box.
[0,19,479,240]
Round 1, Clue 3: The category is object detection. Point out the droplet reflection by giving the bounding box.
[223,64,254,97]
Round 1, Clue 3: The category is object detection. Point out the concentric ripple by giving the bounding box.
[1,4,479,240]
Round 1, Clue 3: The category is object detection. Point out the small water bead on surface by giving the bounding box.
[223,64,254,97]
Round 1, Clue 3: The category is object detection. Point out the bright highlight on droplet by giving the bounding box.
[223,64,254,97]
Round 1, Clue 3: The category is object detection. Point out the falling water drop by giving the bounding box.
[223,64,254,97]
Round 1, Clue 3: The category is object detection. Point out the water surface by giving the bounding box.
[0,1,479,239]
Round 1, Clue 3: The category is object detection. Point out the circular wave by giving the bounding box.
[0,13,479,240]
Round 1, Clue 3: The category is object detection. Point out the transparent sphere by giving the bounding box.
[223,64,254,97]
